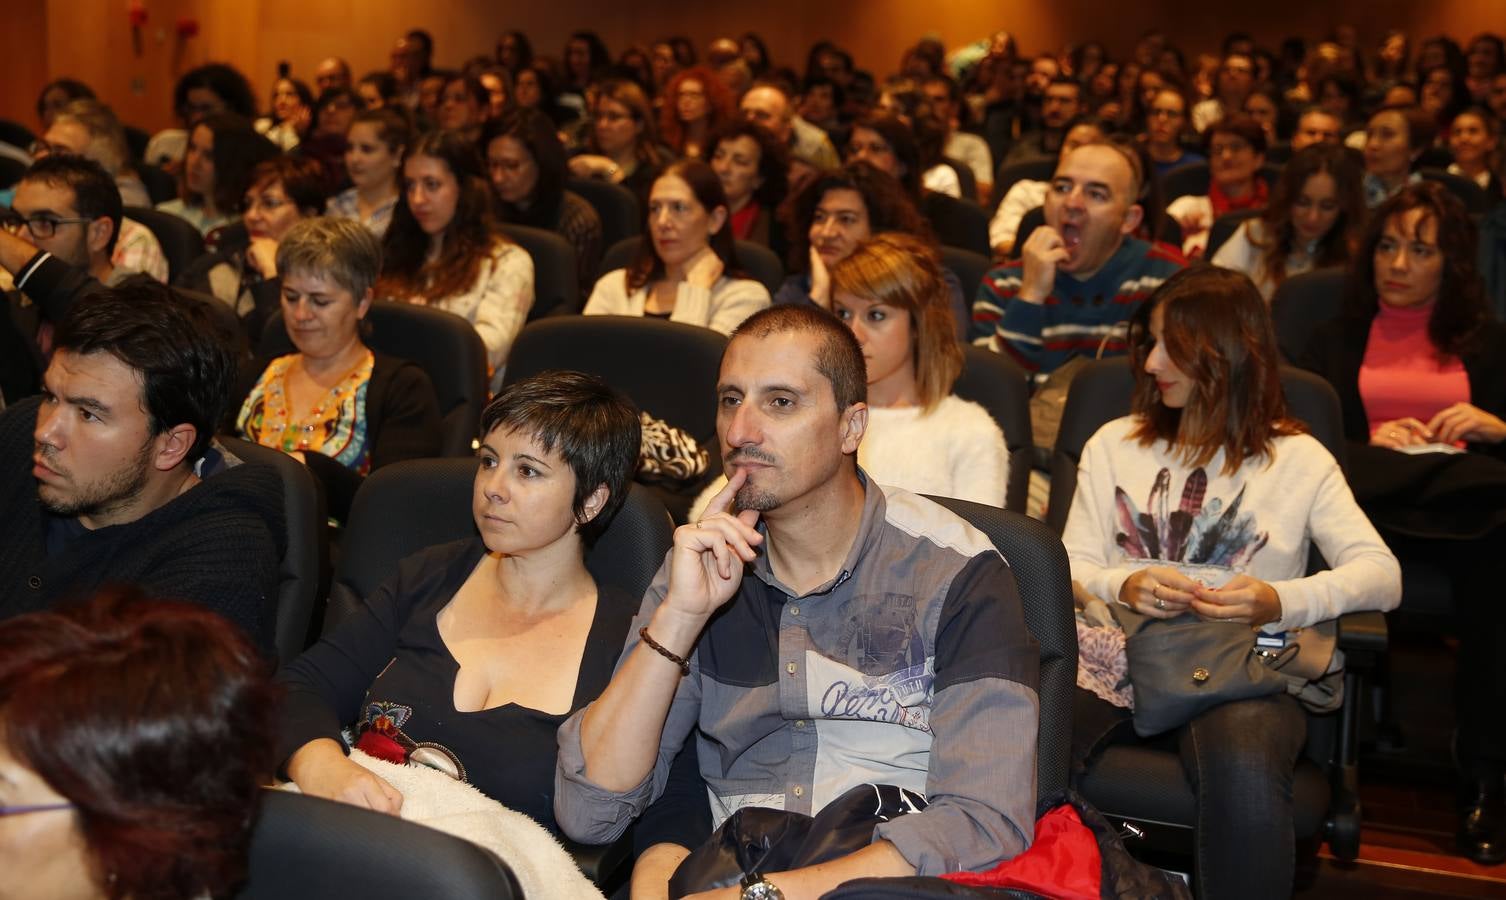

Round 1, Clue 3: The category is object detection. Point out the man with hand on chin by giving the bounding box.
[555,305,1041,899]
[971,140,1185,376]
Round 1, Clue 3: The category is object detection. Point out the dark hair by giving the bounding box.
[271,77,314,122]
[53,284,235,463]
[628,159,742,291]
[783,162,929,273]
[378,130,508,304]
[442,73,491,115]
[1419,62,1472,125]
[1128,267,1305,473]
[707,118,790,210]
[37,78,95,121]
[350,106,413,154]
[173,63,258,121]
[478,371,640,541]
[590,78,665,170]
[567,30,612,83]
[357,70,400,107]
[799,74,846,111]
[1346,181,1487,358]
[730,305,867,412]
[483,107,567,217]
[740,33,771,74]
[1255,144,1365,290]
[0,589,276,900]
[517,61,568,125]
[847,114,921,198]
[1243,84,1294,140]
[496,30,534,72]
[245,155,328,216]
[1047,74,1084,96]
[1315,74,1361,122]
[1203,112,1268,156]
[22,155,124,255]
[189,113,280,216]
[407,28,435,68]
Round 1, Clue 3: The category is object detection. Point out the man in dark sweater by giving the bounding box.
[971,140,1186,376]
[0,282,284,652]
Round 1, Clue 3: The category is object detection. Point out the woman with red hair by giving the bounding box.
[0,589,276,900]
[659,66,735,160]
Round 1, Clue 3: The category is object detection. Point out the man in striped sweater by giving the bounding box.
[971,142,1185,377]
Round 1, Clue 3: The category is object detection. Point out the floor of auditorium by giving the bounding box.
[1298,630,1506,897]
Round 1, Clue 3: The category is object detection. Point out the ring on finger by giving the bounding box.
[1155,597,1166,611]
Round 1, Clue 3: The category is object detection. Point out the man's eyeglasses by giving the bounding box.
[0,210,95,240]
[0,802,74,817]
[28,139,76,159]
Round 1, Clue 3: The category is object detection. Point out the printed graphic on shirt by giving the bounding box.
[1114,466,1269,569]
[834,591,926,674]
[806,646,935,733]
[349,700,468,783]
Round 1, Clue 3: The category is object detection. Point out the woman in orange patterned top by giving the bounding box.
[237,216,442,520]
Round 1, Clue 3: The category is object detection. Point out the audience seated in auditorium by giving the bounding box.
[660,66,736,161]
[0,284,282,651]
[1290,106,1346,150]
[1190,52,1257,132]
[739,81,842,185]
[485,108,603,299]
[1363,105,1434,207]
[146,62,260,171]
[1002,75,1083,167]
[706,118,789,251]
[0,589,277,899]
[356,70,400,111]
[436,74,491,145]
[259,77,313,151]
[1212,143,1365,300]
[182,155,327,333]
[1065,265,1401,898]
[157,113,279,237]
[584,159,770,333]
[1142,88,1204,177]
[567,78,670,206]
[278,372,636,830]
[990,115,1108,256]
[555,305,1041,895]
[973,140,1186,375]
[328,108,410,238]
[376,129,534,381]
[1447,106,1503,198]
[26,102,169,283]
[922,73,995,202]
[1298,183,1506,864]
[237,218,441,521]
[1167,114,1270,256]
[315,57,352,94]
[0,157,137,401]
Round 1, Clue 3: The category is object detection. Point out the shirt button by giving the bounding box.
[793,786,804,797]
[789,605,800,616]
[786,662,797,675]
[795,720,805,728]
[27,575,42,589]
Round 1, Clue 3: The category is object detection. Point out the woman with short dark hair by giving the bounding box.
[156,113,279,236]
[278,371,640,831]
[706,119,789,249]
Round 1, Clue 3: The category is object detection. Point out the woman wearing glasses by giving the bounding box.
[567,79,669,206]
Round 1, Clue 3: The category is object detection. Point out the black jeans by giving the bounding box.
[1075,688,1307,900]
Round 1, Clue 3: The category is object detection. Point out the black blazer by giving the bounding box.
[1299,313,1506,461]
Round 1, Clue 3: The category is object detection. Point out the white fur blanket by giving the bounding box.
[280,749,604,899]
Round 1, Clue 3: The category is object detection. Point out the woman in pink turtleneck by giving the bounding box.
[1300,181,1506,866]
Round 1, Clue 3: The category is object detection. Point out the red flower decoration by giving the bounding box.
[176,17,199,38]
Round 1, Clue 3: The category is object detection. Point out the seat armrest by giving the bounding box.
[1336,610,1388,661]
[563,828,634,890]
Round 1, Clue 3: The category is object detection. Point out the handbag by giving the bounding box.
[1118,607,1343,737]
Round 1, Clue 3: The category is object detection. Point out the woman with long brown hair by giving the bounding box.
[1212,143,1366,300]
[583,159,768,333]
[567,78,669,205]
[376,130,534,379]
[1065,265,1400,899]
[1300,183,1506,863]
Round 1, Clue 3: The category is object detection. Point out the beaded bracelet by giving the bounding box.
[639,626,690,676]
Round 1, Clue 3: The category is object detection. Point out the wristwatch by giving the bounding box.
[740,872,785,900]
